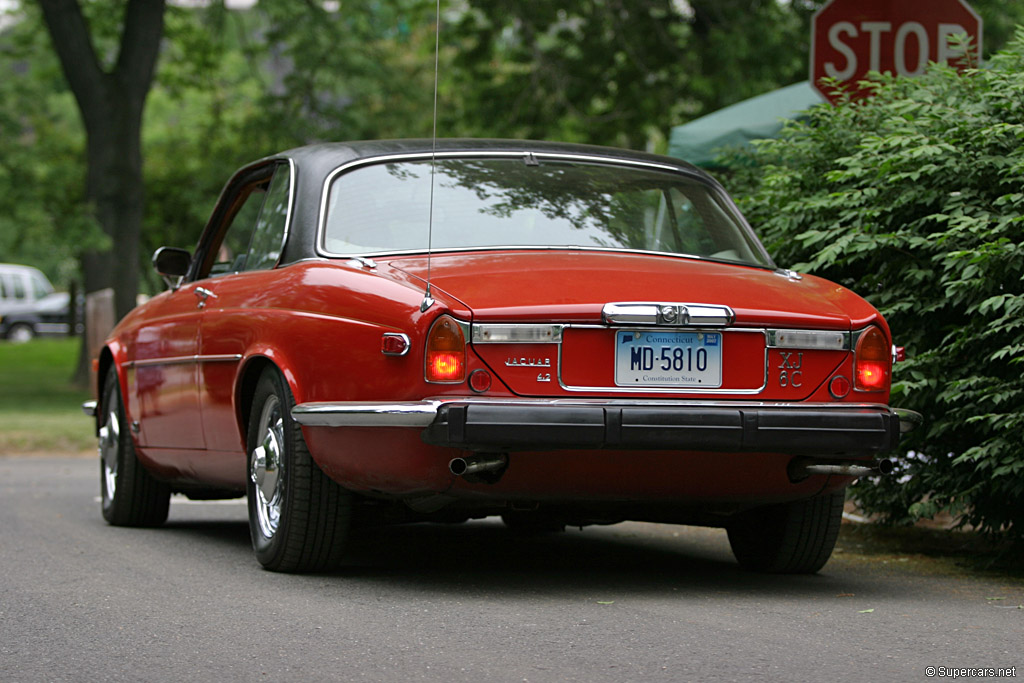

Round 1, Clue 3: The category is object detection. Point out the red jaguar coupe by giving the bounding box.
[83,139,919,573]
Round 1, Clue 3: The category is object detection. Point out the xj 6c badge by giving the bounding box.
[778,351,803,388]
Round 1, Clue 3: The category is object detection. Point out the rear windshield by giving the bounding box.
[322,157,772,267]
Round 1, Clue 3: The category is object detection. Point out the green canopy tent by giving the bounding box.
[668,81,824,167]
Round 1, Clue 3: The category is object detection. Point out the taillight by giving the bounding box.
[425,315,466,383]
[854,326,890,392]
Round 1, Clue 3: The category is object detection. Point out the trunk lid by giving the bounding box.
[387,251,861,399]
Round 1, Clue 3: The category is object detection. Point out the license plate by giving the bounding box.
[614,330,723,388]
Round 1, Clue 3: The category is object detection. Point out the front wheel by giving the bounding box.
[726,491,844,574]
[99,367,171,526]
[246,367,351,572]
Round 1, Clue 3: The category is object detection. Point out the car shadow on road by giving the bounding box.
[156,511,884,599]
[328,519,880,599]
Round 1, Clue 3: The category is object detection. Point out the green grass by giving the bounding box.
[0,338,95,454]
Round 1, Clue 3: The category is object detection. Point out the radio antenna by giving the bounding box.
[420,0,441,313]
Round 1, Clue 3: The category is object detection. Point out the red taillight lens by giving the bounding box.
[854,327,890,392]
[425,315,466,383]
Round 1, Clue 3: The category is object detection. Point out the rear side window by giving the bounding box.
[245,167,291,271]
[206,162,291,277]
[210,186,267,276]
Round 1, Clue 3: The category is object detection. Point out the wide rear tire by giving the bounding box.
[99,367,171,527]
[246,367,351,573]
[727,491,844,574]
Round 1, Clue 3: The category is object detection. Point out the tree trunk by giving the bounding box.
[38,0,166,388]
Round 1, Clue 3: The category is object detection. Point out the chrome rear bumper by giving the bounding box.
[293,399,921,457]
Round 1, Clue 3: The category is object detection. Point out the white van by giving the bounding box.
[0,264,71,342]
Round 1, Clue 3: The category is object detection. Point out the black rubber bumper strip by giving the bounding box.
[421,403,901,457]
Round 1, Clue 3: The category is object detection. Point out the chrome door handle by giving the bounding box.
[194,287,217,308]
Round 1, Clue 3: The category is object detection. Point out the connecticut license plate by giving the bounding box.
[614,330,723,388]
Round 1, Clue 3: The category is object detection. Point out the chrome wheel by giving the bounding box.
[99,405,120,504]
[250,394,285,540]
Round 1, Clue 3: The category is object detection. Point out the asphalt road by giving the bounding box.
[1,456,1021,683]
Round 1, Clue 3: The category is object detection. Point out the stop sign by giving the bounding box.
[810,0,983,105]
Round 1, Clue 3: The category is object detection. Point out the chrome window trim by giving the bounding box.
[270,157,297,271]
[314,150,774,267]
[556,325,769,395]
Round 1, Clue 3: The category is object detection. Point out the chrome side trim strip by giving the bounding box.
[126,356,195,368]
[472,324,563,344]
[126,354,243,368]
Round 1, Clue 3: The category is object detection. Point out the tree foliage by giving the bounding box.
[0,6,101,287]
[729,31,1024,543]
[438,0,815,148]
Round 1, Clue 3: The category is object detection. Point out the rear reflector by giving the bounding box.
[829,375,851,399]
[469,369,492,393]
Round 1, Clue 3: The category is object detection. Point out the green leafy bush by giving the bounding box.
[728,30,1024,543]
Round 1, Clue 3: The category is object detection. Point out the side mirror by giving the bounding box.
[152,247,191,289]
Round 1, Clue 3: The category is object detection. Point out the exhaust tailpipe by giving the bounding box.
[791,458,894,479]
[449,454,508,478]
